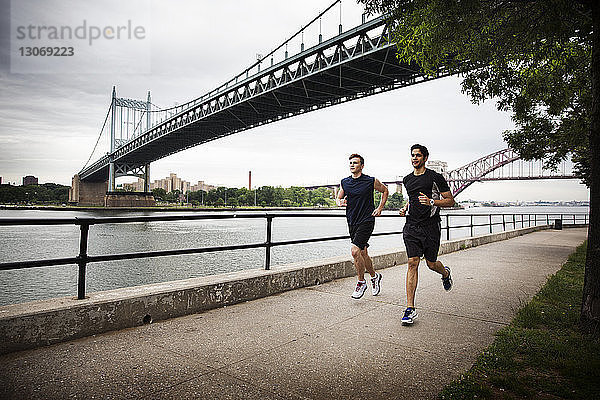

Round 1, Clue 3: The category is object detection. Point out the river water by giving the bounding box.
[0,206,588,306]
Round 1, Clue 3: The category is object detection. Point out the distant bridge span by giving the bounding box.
[304,149,578,197]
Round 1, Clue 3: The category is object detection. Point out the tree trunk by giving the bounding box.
[581,1,600,337]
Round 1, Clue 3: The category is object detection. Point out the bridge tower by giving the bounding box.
[108,86,116,192]
[144,91,151,193]
[71,87,156,207]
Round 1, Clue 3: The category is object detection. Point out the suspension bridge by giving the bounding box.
[69,1,577,206]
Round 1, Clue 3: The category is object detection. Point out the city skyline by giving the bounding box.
[0,0,590,202]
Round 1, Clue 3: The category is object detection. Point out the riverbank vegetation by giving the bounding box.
[0,183,69,204]
[439,242,600,399]
[152,186,404,209]
[0,182,404,209]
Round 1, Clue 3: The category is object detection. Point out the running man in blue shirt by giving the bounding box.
[399,144,455,324]
[337,154,389,299]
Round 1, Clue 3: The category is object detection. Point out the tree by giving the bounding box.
[257,186,275,206]
[286,186,309,207]
[308,187,335,207]
[205,188,223,206]
[187,190,207,206]
[165,189,182,203]
[361,0,599,334]
[151,188,166,201]
[386,191,404,209]
[235,188,253,206]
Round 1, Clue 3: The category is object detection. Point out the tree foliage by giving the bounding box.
[362,0,593,183]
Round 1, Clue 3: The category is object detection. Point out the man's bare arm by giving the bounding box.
[418,191,455,207]
[336,187,347,207]
[372,179,388,216]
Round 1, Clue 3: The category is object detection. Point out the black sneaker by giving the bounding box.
[442,266,453,291]
[401,307,418,324]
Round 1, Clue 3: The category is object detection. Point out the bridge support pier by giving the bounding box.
[70,175,155,207]
[69,175,108,207]
[144,164,150,192]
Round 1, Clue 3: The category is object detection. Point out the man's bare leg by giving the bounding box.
[406,256,420,308]
[351,245,367,281]
[425,259,449,278]
[361,248,376,278]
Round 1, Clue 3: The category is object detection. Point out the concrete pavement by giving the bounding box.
[0,228,587,400]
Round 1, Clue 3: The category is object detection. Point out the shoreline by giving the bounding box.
[0,204,589,212]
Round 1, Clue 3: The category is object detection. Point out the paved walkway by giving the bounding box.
[0,228,587,400]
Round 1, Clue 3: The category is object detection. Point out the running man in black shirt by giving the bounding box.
[337,154,389,299]
[399,144,455,324]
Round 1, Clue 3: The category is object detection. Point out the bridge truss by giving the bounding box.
[306,149,578,197]
[445,149,576,196]
[79,7,448,184]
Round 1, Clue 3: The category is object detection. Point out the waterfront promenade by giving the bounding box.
[0,227,587,399]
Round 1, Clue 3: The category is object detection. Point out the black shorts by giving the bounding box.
[403,221,441,262]
[348,220,375,250]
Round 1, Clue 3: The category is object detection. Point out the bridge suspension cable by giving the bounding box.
[143,0,345,114]
[80,103,112,171]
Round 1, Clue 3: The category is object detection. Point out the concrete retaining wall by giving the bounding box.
[0,225,550,355]
[104,192,156,207]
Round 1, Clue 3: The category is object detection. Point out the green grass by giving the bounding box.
[439,242,600,400]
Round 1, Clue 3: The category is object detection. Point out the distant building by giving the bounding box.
[22,175,38,186]
[190,180,216,192]
[427,160,448,176]
[140,173,217,193]
[182,181,190,194]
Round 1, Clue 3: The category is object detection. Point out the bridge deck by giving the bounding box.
[0,228,587,399]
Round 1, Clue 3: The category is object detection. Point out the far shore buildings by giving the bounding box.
[123,173,216,193]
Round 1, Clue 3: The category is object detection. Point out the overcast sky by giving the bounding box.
[0,0,590,202]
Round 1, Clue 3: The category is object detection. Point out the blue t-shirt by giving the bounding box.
[341,174,375,226]
[403,168,450,226]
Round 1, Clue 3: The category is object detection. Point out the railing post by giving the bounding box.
[502,214,506,231]
[265,215,273,270]
[470,215,473,237]
[446,214,450,240]
[512,214,516,230]
[546,214,549,225]
[489,214,492,234]
[77,223,90,300]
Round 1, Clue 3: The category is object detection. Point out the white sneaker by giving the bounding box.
[371,272,382,296]
[351,281,367,299]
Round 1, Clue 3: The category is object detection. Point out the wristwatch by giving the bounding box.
[429,198,435,206]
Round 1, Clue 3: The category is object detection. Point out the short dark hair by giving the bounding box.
[410,144,429,158]
[349,153,364,165]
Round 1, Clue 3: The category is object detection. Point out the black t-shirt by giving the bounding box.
[403,168,450,226]
[341,174,375,226]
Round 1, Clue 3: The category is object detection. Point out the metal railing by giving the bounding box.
[0,212,588,300]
